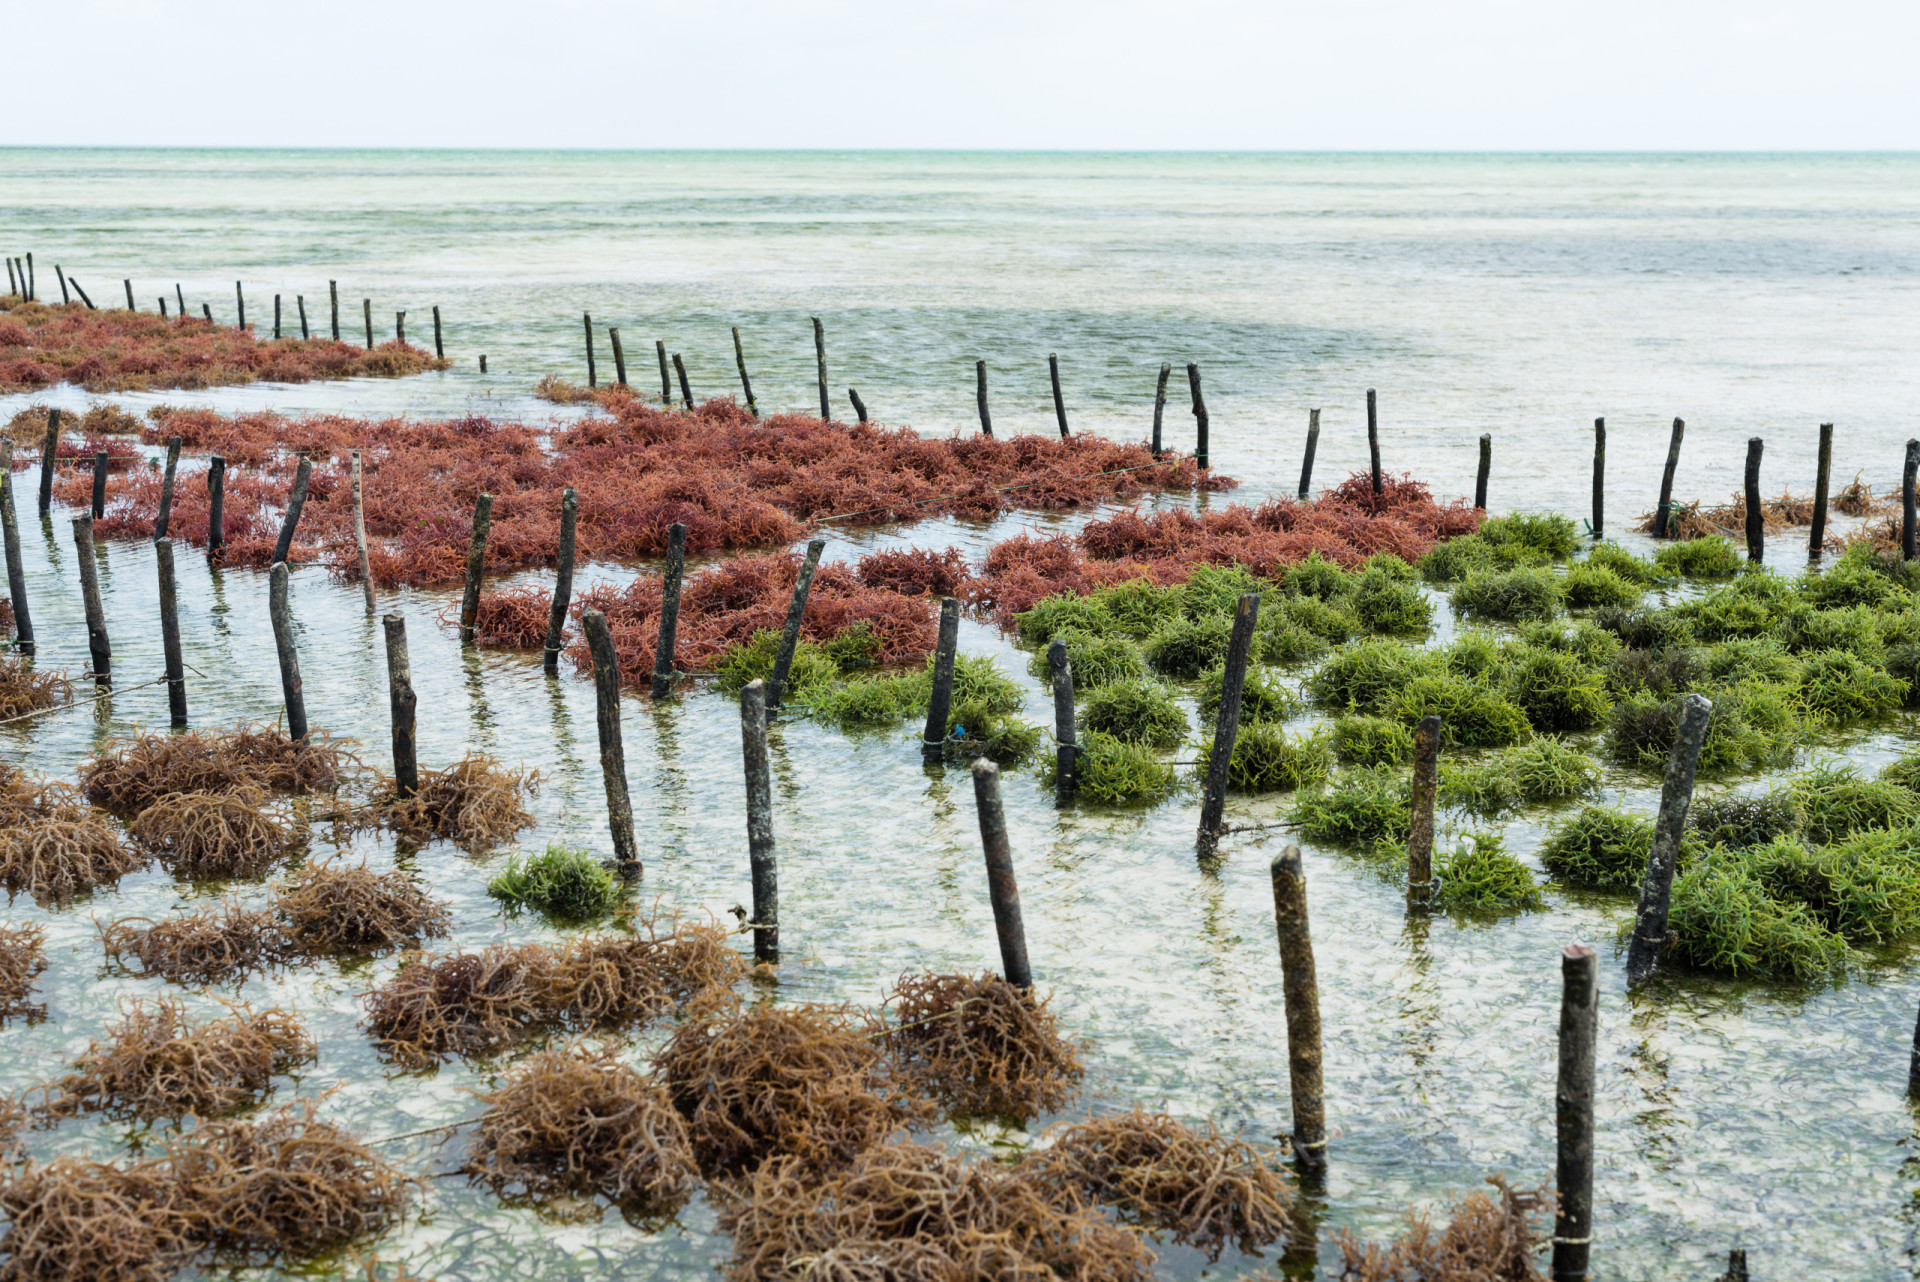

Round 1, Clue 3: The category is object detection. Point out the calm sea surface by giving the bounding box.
[0,150,1918,1279]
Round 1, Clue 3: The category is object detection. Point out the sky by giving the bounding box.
[21,0,1920,149]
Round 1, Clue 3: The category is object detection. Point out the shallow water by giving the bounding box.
[0,151,1918,1279]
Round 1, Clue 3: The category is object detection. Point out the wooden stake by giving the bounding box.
[655,340,672,405]
[732,326,757,416]
[1366,388,1382,494]
[0,443,34,654]
[55,266,68,306]
[1049,353,1069,437]
[90,451,106,520]
[124,278,135,310]
[395,311,405,344]
[650,520,684,697]
[1809,422,1833,559]
[1475,433,1491,511]
[1188,363,1209,471]
[159,297,167,318]
[849,388,868,423]
[432,304,443,358]
[23,254,31,300]
[766,538,825,710]
[480,355,487,373]
[37,408,60,514]
[812,316,829,419]
[976,360,993,437]
[1049,638,1075,806]
[582,608,641,874]
[1552,942,1599,1282]
[742,678,778,963]
[673,353,693,410]
[459,493,493,645]
[1270,845,1326,1173]
[1152,361,1170,457]
[1625,693,1712,984]
[361,298,373,348]
[268,561,306,739]
[177,283,186,317]
[329,280,340,341]
[1744,437,1764,562]
[1592,417,1605,538]
[69,277,95,310]
[1908,992,1920,1097]
[1198,593,1260,855]
[273,293,281,339]
[973,759,1033,988]
[923,597,961,762]
[382,614,418,799]
[297,295,309,340]
[1654,417,1685,538]
[609,327,627,386]
[545,488,578,678]
[272,456,313,565]
[154,437,181,540]
[156,538,186,727]
[234,281,245,330]
[351,451,373,614]
[206,457,226,558]
[1298,408,1320,500]
[1408,714,1441,907]
[1905,439,1919,563]
[583,312,596,387]
[72,516,111,686]
[201,303,211,323]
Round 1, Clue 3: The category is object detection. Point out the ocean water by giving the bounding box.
[0,150,1918,1279]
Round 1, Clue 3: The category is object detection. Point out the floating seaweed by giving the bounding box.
[881,972,1083,1120]
[100,900,295,986]
[128,789,293,878]
[80,724,356,813]
[0,773,144,905]
[274,857,452,952]
[1333,1176,1549,1281]
[0,654,71,719]
[375,755,536,851]
[0,923,45,1021]
[0,1154,192,1282]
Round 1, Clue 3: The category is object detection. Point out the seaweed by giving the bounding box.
[275,858,453,952]
[1796,649,1904,724]
[487,844,624,921]
[377,754,537,851]
[1688,791,1802,850]
[1197,663,1301,726]
[0,655,72,718]
[100,901,295,986]
[0,792,144,905]
[1387,674,1534,748]
[1332,715,1414,767]
[1352,568,1432,636]
[1290,766,1412,851]
[80,724,355,812]
[1499,645,1612,732]
[1537,805,1654,893]
[1477,512,1579,560]
[1563,562,1643,609]
[363,945,553,1065]
[1334,1176,1549,1282]
[1143,614,1235,678]
[0,923,44,1020]
[1308,639,1448,714]
[1653,535,1743,577]
[714,627,840,697]
[1592,606,1693,652]
[0,1155,191,1282]
[1029,628,1146,688]
[943,698,1041,765]
[1197,723,1334,793]
[1664,858,1853,981]
[1785,761,1918,844]
[127,789,292,878]
[1438,738,1601,815]
[1451,567,1565,622]
[1078,678,1189,749]
[43,996,314,1121]
[1046,732,1181,805]
[881,972,1083,1119]
[1583,542,1658,585]
[1432,832,1544,912]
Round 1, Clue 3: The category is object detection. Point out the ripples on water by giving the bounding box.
[0,151,1917,1278]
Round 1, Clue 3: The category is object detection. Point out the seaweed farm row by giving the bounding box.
[0,394,1916,1279]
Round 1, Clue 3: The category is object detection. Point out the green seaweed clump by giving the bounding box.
[1584,543,1659,585]
[1078,679,1188,750]
[1352,568,1431,636]
[1143,615,1235,678]
[1438,739,1601,815]
[1688,791,1802,850]
[487,845,623,921]
[1331,715,1413,767]
[1537,805,1653,893]
[1500,645,1612,732]
[1796,649,1904,725]
[1654,536,1742,578]
[1387,674,1533,749]
[1663,856,1853,981]
[1452,567,1565,622]
[1197,724,1333,794]
[1433,832,1544,912]
[945,699,1039,765]
[1196,665,1300,726]
[805,671,927,728]
[1785,761,1919,845]
[1030,629,1145,689]
[1478,512,1579,561]
[1308,639,1446,714]
[1563,563,1643,610]
[1289,766,1411,852]
[715,630,839,697]
[1015,593,1110,645]
[1047,732,1179,805]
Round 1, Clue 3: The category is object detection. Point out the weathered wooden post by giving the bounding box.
[1625,693,1712,984]
[55,265,67,306]
[1049,638,1076,806]
[154,437,182,540]
[1298,408,1320,500]
[650,520,685,697]
[0,443,34,654]
[272,456,313,565]
[297,295,310,339]
[1904,439,1919,562]
[1908,995,1920,1098]
[73,516,110,687]
[1197,592,1260,856]
[1049,353,1069,437]
[1653,417,1686,538]
[583,312,596,388]
[268,562,306,740]
[812,316,829,419]
[673,353,693,410]
[848,388,868,423]
[480,355,487,373]
[1592,417,1605,538]
[655,340,672,405]
[1188,362,1209,471]
[1475,433,1491,511]
[922,597,961,763]
[273,293,281,339]
[1744,437,1764,562]
[382,614,418,799]
[582,608,642,875]
[732,326,758,416]
[329,280,340,341]
[125,279,135,310]
[544,488,578,678]
[609,327,627,386]
[1408,715,1441,908]
[37,408,60,514]
[1151,361,1170,457]
[1366,388,1382,494]
[395,311,405,344]
[206,456,226,558]
[432,304,443,358]
[362,298,373,349]
[91,451,107,520]
[1809,422,1833,559]
[69,278,97,310]
[766,538,826,711]
[742,677,778,963]
[973,759,1033,988]
[176,283,186,318]
[351,451,373,614]
[235,281,246,330]
[1270,845,1326,1173]
[1553,942,1599,1282]
[155,538,186,727]
[159,297,168,318]
[976,360,993,437]
[458,493,493,645]
[201,304,212,323]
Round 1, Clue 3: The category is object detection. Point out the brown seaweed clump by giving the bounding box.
[717,1140,1154,1282]
[99,900,295,986]
[43,996,315,1121]
[166,1099,412,1260]
[377,754,537,850]
[0,654,72,719]
[79,724,356,813]
[0,923,46,1021]
[0,1155,192,1282]
[0,774,144,905]
[363,945,553,1066]
[465,1042,698,1221]
[128,789,293,878]
[882,971,1083,1120]
[545,918,745,1028]
[655,1003,930,1179]
[273,858,451,953]
[1334,1176,1550,1282]
[1031,1109,1294,1262]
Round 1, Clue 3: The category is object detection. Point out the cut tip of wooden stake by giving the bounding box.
[1272,844,1304,876]
[1562,941,1596,961]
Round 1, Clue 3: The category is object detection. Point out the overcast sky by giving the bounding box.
[23,0,1918,150]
